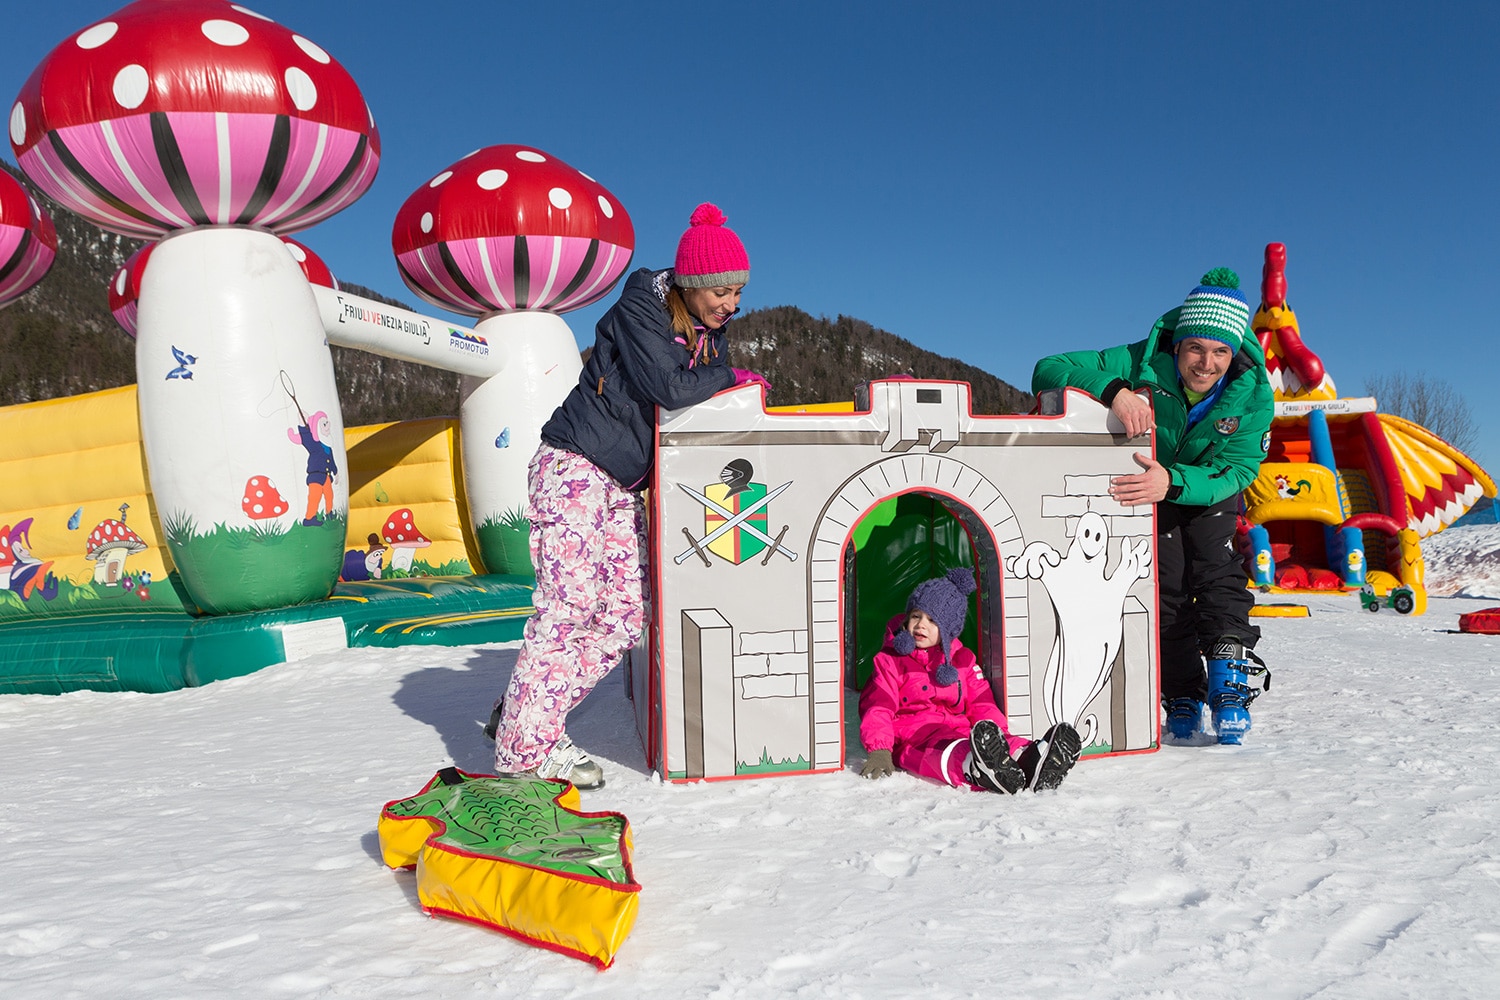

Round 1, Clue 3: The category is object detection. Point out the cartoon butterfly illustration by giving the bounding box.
[67,507,82,530]
[495,427,511,449]
[166,345,198,380]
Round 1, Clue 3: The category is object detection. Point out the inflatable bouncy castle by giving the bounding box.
[10,0,380,614]
[0,0,632,694]
[1239,243,1496,613]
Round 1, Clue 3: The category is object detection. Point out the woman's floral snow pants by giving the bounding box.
[493,444,646,772]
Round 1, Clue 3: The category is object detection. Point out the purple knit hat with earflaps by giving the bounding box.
[890,567,977,686]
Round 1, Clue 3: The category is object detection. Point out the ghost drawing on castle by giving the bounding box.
[1006,511,1151,746]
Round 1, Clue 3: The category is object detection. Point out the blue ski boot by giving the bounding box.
[1163,697,1206,741]
[1206,637,1271,745]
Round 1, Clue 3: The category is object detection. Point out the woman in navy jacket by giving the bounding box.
[489,204,767,788]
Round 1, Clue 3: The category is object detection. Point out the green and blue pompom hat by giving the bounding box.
[1173,267,1250,352]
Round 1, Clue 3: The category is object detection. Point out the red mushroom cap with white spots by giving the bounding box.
[10,0,380,239]
[108,241,152,337]
[280,237,338,290]
[391,145,634,317]
[241,475,288,520]
[0,168,57,308]
[86,518,147,558]
[381,508,432,548]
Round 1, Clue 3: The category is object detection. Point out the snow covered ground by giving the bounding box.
[4,540,1500,998]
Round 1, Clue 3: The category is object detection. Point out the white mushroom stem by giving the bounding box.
[136,227,345,612]
[390,545,417,572]
[460,310,582,574]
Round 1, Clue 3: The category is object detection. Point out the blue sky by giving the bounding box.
[7,1,1498,471]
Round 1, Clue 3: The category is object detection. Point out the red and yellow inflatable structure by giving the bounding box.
[1239,244,1495,614]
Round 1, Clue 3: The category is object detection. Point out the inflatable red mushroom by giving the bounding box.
[381,507,432,573]
[0,168,57,308]
[281,237,338,290]
[86,516,147,585]
[391,145,633,316]
[10,0,379,239]
[241,475,289,520]
[107,242,152,337]
[110,235,333,337]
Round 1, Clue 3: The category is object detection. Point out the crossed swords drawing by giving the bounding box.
[674,481,799,566]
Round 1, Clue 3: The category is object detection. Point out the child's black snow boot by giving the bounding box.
[965,720,1026,794]
[1016,722,1082,791]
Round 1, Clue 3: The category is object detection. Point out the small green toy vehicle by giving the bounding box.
[1360,584,1415,615]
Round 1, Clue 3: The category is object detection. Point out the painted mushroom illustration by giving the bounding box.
[0,167,56,309]
[86,505,147,585]
[241,475,289,520]
[381,508,431,574]
[0,529,15,590]
[390,145,634,575]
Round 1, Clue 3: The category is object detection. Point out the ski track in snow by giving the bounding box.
[2,590,1499,999]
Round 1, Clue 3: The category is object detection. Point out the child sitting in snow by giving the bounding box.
[858,568,1081,793]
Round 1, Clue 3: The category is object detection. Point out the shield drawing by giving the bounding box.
[703,481,768,564]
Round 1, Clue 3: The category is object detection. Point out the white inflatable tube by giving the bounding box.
[313,285,583,576]
[312,284,506,378]
[460,310,584,574]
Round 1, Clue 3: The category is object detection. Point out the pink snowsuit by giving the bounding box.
[860,615,1027,790]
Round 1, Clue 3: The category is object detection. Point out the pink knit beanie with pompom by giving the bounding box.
[674,203,750,288]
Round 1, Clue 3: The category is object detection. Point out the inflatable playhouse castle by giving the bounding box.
[635,381,1162,779]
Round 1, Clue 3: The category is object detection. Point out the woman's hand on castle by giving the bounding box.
[860,749,894,779]
[731,368,771,392]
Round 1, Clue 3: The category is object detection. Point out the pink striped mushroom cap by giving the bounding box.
[109,234,335,337]
[9,0,379,239]
[0,168,57,308]
[391,145,634,317]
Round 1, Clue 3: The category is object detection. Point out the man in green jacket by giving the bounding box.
[1031,269,1274,745]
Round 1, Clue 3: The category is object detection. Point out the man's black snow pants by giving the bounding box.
[1156,494,1259,702]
